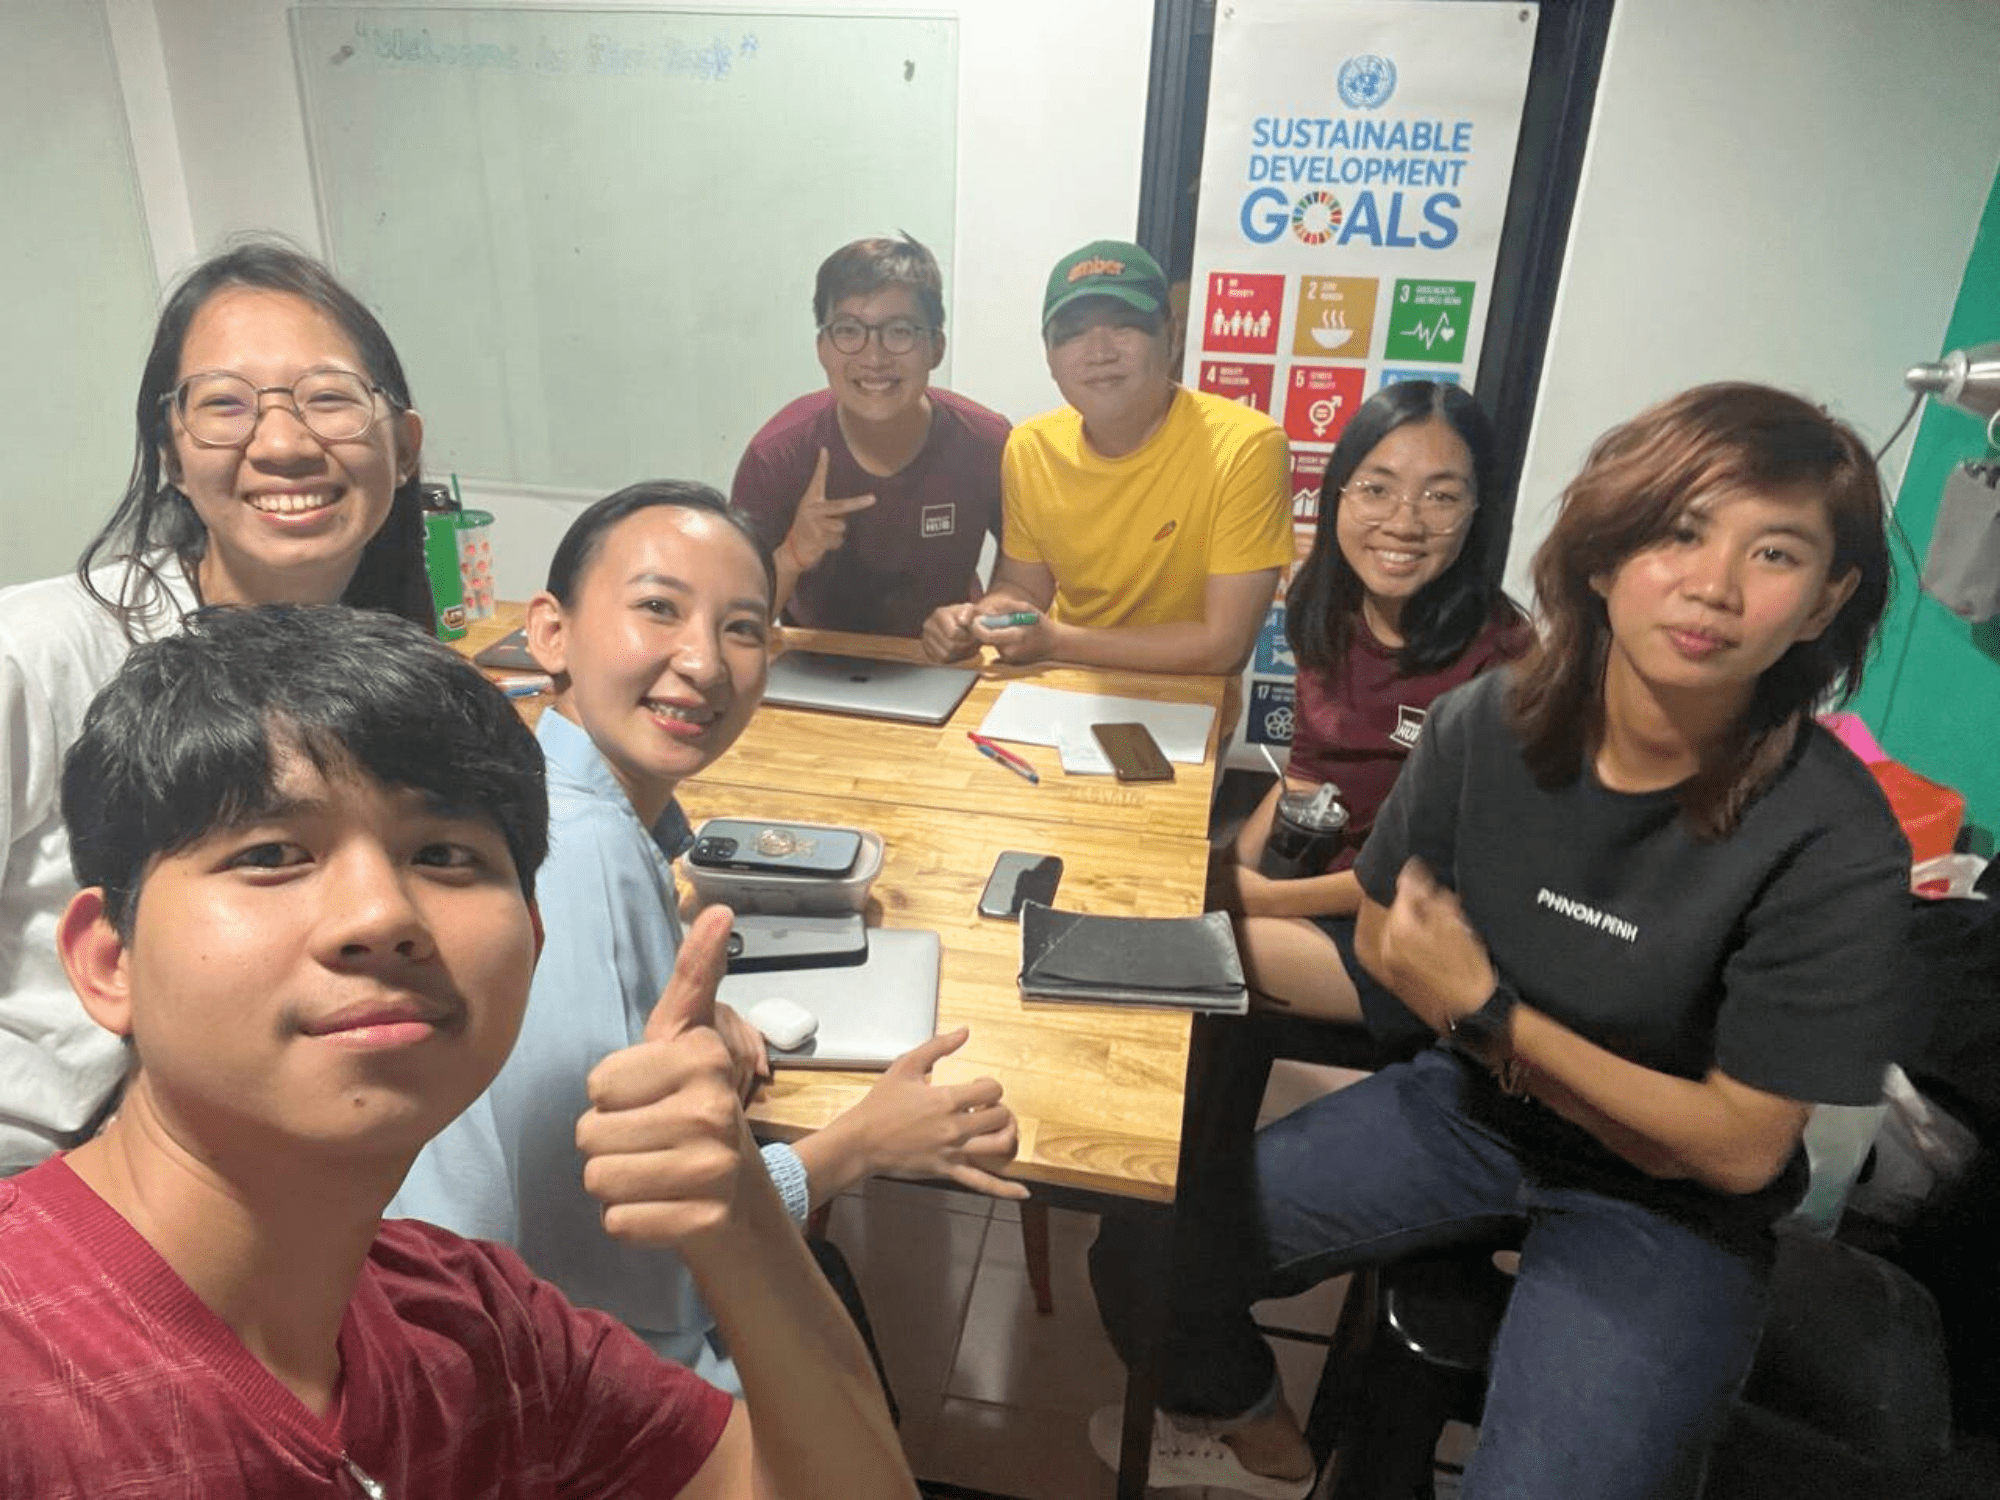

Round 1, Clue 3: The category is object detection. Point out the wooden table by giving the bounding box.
[461,607,1229,1494]
[460,610,1224,1202]
[689,628,1227,845]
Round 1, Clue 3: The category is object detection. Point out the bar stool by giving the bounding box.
[1310,1228,1954,1499]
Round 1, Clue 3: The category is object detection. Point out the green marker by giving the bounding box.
[977,610,1040,629]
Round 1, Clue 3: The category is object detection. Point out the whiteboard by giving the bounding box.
[291,5,958,494]
[0,0,158,586]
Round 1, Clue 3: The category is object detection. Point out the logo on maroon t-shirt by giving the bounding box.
[920,504,956,538]
[1391,704,1426,749]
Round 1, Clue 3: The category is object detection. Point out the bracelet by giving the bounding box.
[780,534,810,573]
[760,1141,812,1225]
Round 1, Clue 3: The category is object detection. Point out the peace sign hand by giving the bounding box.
[784,447,878,572]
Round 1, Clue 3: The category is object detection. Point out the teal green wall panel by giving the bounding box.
[1850,165,2000,851]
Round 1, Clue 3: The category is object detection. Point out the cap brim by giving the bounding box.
[1043,284,1167,330]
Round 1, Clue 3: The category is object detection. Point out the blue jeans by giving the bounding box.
[1091,1049,1774,1500]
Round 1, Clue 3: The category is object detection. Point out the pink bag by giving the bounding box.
[1818,711,1887,764]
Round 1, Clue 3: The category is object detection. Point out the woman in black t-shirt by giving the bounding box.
[1090,383,1909,1500]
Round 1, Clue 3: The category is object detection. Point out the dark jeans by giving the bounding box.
[1092,1048,1773,1500]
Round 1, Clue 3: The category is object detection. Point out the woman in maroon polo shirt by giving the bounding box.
[1216,380,1531,1051]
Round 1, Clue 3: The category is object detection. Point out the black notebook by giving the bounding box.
[1017,903,1247,1014]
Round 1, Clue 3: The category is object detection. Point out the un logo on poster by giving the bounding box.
[1337,54,1397,110]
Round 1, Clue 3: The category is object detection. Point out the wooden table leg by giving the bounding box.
[1021,1199,1055,1316]
[1114,1011,1239,1499]
[1115,1200,1175,1500]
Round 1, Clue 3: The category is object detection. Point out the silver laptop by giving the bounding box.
[762,651,978,725]
[718,928,940,1070]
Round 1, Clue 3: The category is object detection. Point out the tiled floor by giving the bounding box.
[820,1059,1370,1500]
[824,1050,2000,1500]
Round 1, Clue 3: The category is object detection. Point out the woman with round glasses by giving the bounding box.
[1215,380,1530,1051]
[0,239,431,1175]
[731,233,1009,636]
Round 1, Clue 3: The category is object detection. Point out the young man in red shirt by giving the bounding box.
[0,603,913,1500]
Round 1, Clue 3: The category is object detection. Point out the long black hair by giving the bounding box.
[78,238,432,637]
[1286,380,1512,677]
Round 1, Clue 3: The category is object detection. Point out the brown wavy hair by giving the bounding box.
[1511,382,1889,838]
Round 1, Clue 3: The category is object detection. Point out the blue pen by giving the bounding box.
[967,730,1040,785]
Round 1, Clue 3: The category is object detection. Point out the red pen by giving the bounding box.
[967,731,1041,785]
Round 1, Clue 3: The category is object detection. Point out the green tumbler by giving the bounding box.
[423,509,468,641]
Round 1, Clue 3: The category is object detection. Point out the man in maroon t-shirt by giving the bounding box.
[731,234,1009,636]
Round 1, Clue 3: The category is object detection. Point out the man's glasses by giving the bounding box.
[819,317,932,356]
[164,369,395,449]
[1340,478,1476,533]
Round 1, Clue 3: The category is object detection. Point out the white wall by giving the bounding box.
[77,0,2000,604]
[104,0,195,279]
[1505,0,2000,603]
[130,0,1155,598]
[0,2,161,585]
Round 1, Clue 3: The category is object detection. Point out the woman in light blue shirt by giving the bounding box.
[393,480,1023,1392]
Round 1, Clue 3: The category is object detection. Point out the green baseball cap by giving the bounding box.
[1041,239,1170,330]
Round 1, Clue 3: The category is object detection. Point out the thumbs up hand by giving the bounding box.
[577,904,750,1248]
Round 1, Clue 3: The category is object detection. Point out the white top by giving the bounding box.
[0,557,200,1174]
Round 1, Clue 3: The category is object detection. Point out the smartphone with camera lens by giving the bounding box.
[725,913,868,972]
[687,820,862,878]
[978,850,1064,921]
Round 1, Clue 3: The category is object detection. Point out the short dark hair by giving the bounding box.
[1513,382,1892,837]
[79,237,433,637]
[812,234,946,333]
[1287,381,1513,676]
[545,480,775,610]
[63,604,547,936]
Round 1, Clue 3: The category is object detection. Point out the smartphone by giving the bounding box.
[978,851,1064,921]
[687,820,863,878]
[1091,721,1175,783]
[472,626,540,672]
[725,913,868,972]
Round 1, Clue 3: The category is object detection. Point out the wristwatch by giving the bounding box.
[1449,979,1519,1060]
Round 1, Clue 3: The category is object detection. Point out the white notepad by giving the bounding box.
[974,683,1214,766]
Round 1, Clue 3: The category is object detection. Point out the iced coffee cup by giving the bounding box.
[1259,782,1350,880]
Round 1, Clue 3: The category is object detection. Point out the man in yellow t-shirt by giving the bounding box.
[921,240,1291,675]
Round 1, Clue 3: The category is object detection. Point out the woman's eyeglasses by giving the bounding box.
[164,369,395,448]
[1340,478,1476,533]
